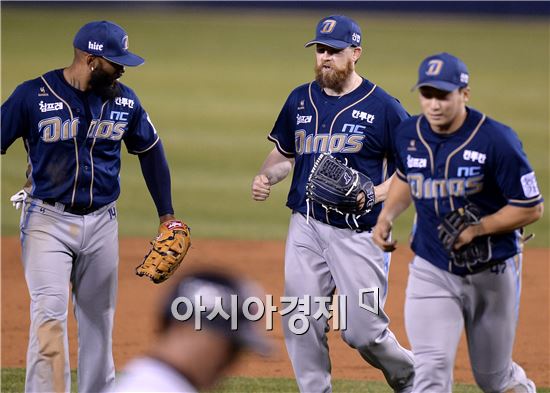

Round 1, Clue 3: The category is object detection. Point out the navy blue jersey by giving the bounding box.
[1,69,159,209]
[269,79,408,230]
[394,107,543,275]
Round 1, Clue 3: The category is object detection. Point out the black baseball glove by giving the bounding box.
[437,204,492,271]
[306,153,375,215]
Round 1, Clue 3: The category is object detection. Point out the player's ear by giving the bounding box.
[461,87,471,103]
[86,55,97,71]
[352,46,362,62]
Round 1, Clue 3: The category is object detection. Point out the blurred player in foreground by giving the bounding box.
[110,270,270,392]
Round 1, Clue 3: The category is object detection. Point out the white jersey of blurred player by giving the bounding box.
[111,358,197,393]
[109,271,270,393]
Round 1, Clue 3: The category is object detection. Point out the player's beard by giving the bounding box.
[90,68,122,101]
[315,58,354,94]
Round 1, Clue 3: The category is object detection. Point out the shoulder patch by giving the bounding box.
[520,172,540,198]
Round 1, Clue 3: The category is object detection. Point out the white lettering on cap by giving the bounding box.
[88,41,104,51]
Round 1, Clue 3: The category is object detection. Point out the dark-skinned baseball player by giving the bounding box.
[1,21,189,392]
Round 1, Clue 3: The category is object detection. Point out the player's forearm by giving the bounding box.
[259,148,294,185]
[373,174,395,203]
[476,203,543,237]
[138,140,175,217]
[378,176,412,222]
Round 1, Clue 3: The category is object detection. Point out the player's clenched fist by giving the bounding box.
[372,218,397,252]
[252,174,271,201]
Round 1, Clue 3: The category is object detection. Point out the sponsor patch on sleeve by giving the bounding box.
[520,172,540,198]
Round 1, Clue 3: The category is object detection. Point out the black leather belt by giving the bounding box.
[42,199,101,216]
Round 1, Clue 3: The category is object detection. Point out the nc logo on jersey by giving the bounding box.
[463,149,486,164]
[407,155,427,168]
[352,110,374,124]
[407,140,417,151]
[115,97,135,108]
[320,19,337,33]
[88,41,104,51]
[39,101,63,113]
[296,115,312,125]
[110,111,129,121]
[426,59,444,76]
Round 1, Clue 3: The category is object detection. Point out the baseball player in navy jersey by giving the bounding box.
[252,15,414,393]
[1,21,186,392]
[373,52,543,392]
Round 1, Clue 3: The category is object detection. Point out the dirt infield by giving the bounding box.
[2,237,548,386]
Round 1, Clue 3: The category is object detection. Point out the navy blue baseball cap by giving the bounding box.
[162,271,271,356]
[305,15,362,49]
[73,21,144,67]
[412,52,469,92]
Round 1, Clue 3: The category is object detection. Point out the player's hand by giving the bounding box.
[357,192,366,210]
[453,224,481,250]
[252,174,271,201]
[159,213,176,226]
[373,218,397,252]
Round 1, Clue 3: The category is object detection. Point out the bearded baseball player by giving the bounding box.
[1,21,190,392]
[373,52,543,392]
[252,15,414,392]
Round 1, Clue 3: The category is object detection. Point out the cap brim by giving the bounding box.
[103,52,145,67]
[304,39,350,50]
[411,81,460,92]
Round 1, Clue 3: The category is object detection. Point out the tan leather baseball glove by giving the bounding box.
[136,220,191,283]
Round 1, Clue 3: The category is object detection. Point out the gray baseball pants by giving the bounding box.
[20,198,118,393]
[283,212,415,393]
[405,256,535,393]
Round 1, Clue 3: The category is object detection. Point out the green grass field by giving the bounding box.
[1,5,548,245]
[3,368,550,392]
[8,368,548,393]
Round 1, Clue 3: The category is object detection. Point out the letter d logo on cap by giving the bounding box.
[320,19,336,33]
[426,59,444,76]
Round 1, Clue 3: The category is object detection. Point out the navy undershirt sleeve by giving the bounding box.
[138,140,175,216]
